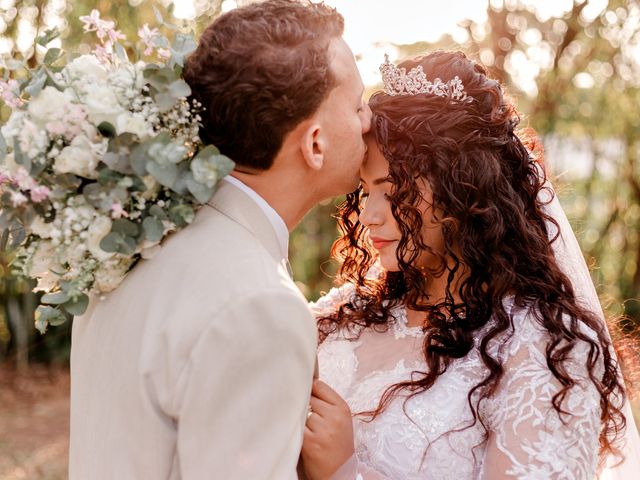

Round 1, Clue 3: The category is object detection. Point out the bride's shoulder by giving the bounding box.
[309,282,357,317]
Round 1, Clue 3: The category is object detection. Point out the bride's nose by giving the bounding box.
[359,197,383,227]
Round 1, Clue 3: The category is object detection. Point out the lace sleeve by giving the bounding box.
[309,283,356,318]
[481,313,603,479]
[330,454,393,480]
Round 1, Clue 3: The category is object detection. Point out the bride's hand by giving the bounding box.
[302,379,355,480]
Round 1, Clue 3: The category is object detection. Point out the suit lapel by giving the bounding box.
[206,181,284,263]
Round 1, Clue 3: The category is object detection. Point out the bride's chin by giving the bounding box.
[378,256,400,272]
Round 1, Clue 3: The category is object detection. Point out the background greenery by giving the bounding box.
[0,0,639,376]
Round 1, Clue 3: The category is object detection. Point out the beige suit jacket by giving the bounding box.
[69,181,317,479]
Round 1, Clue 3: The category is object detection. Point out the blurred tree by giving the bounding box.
[1,0,639,363]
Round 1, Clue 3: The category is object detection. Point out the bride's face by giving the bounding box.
[359,137,445,272]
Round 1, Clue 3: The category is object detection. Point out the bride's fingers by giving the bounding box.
[305,409,323,433]
[311,379,343,405]
[309,394,332,417]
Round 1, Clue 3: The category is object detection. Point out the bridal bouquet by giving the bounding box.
[0,10,234,332]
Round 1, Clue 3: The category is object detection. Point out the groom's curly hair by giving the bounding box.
[318,50,628,464]
[183,0,343,170]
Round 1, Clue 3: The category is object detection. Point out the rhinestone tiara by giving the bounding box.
[379,54,467,100]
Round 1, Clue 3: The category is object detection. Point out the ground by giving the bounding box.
[0,366,69,480]
[1,365,639,480]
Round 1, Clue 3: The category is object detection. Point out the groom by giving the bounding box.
[69,0,370,479]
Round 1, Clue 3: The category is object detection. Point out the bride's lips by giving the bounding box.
[370,237,396,250]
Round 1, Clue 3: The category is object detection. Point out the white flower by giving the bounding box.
[93,256,133,292]
[28,241,57,276]
[35,271,58,292]
[54,135,100,178]
[82,84,126,126]
[30,217,55,238]
[63,55,108,83]
[18,119,49,158]
[109,63,145,98]
[87,215,114,261]
[1,110,26,148]
[115,112,152,140]
[27,86,73,126]
[10,191,28,207]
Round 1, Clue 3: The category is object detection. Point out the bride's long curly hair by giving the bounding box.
[318,50,626,460]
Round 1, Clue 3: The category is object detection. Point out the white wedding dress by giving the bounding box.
[312,187,640,480]
[314,287,603,479]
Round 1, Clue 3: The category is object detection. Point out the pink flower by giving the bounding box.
[0,173,9,184]
[110,202,128,219]
[158,48,171,61]
[46,121,66,136]
[13,167,36,191]
[0,79,23,108]
[138,24,160,56]
[79,9,126,55]
[30,186,51,203]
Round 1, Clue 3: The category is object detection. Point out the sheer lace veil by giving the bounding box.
[541,183,640,479]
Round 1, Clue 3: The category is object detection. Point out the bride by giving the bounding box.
[301,51,640,479]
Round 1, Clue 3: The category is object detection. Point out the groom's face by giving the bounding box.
[315,38,372,195]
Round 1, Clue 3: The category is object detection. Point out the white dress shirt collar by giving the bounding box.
[223,175,289,259]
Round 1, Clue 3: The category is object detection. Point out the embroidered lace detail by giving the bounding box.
[314,285,603,479]
[389,305,423,339]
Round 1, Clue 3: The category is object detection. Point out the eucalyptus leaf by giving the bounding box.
[145,67,176,89]
[2,59,24,70]
[147,161,178,188]
[13,139,30,172]
[24,68,47,97]
[186,176,214,203]
[98,168,124,185]
[149,204,169,221]
[41,291,71,305]
[112,218,140,237]
[143,216,164,242]
[43,48,62,65]
[35,305,66,333]
[168,79,191,99]
[9,222,26,248]
[63,293,89,316]
[100,232,137,255]
[29,159,47,177]
[154,92,177,112]
[36,28,60,47]
[129,175,146,192]
[0,229,8,251]
[0,211,12,231]
[169,204,195,227]
[130,143,150,176]
[0,130,6,163]
[82,183,106,209]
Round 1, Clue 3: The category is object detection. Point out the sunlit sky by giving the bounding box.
[172,0,612,92]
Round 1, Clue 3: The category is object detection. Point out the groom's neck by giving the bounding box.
[230,171,316,232]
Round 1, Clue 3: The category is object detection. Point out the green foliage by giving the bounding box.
[1,0,639,365]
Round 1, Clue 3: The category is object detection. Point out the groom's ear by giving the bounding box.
[300,123,325,171]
